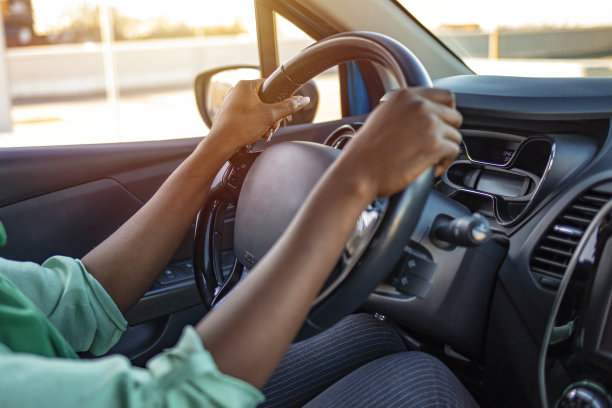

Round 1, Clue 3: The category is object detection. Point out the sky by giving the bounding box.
[32,0,612,34]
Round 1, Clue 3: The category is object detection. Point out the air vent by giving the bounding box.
[530,185,612,279]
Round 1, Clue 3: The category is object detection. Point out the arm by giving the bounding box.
[85,82,462,389]
[82,80,310,313]
[197,88,463,388]
[0,329,264,408]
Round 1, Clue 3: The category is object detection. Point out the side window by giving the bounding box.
[0,1,259,147]
[275,13,342,123]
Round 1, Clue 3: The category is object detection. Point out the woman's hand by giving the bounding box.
[205,79,311,158]
[341,87,463,198]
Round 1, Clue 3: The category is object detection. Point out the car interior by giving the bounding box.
[1,0,612,407]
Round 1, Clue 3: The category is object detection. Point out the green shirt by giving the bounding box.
[0,251,264,407]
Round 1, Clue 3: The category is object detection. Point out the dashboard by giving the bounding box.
[209,74,612,408]
[438,75,612,408]
[361,75,612,408]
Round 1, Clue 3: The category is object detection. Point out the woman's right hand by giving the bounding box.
[340,87,463,198]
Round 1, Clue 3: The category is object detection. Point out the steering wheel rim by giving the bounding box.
[194,31,433,335]
[259,31,431,102]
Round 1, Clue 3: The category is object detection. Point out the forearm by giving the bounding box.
[81,79,306,313]
[83,135,233,313]
[196,157,376,388]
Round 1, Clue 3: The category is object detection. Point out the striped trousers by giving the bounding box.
[260,314,479,408]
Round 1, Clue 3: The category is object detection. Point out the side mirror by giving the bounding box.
[194,65,319,128]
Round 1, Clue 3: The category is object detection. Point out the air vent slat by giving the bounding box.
[561,214,592,225]
[531,266,566,278]
[537,245,574,257]
[532,256,569,269]
[530,184,612,281]
[582,194,610,204]
[570,204,599,215]
[545,235,580,246]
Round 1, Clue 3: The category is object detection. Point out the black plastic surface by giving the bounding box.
[109,304,206,367]
[366,191,506,357]
[0,179,143,263]
[0,137,200,207]
[434,75,612,120]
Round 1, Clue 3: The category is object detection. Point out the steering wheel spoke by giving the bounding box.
[193,148,259,308]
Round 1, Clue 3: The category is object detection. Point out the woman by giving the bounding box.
[0,79,476,407]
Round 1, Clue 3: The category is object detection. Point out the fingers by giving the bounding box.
[431,115,462,176]
[412,88,463,174]
[239,78,310,124]
[269,95,311,123]
[430,102,463,129]
[434,139,461,177]
[405,88,461,177]
[442,123,463,145]
[390,87,462,128]
[249,78,266,94]
[409,89,462,128]
[413,87,456,109]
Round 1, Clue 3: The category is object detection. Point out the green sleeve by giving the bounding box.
[0,326,265,407]
[0,256,127,355]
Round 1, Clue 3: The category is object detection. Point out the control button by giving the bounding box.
[158,268,177,285]
[157,262,195,286]
[390,249,437,298]
[224,166,242,189]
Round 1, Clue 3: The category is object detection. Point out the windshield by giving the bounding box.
[398,0,612,78]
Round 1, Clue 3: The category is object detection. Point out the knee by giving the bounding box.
[371,352,472,396]
[372,351,453,377]
[364,352,478,407]
[329,313,406,353]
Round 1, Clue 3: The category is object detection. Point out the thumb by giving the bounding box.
[269,95,311,123]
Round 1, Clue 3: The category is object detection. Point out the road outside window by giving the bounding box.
[399,0,612,78]
[0,0,261,147]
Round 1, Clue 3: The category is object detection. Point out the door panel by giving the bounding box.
[0,137,202,361]
[0,138,200,207]
[0,179,143,263]
[0,138,201,260]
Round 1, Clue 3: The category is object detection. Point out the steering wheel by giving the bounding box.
[194,31,434,336]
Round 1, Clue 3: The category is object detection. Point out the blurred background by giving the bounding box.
[0,0,610,147]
